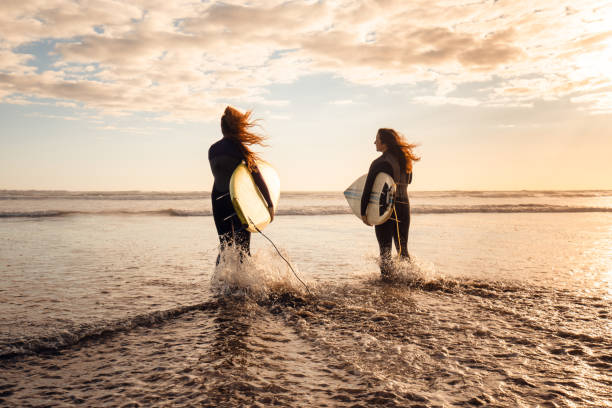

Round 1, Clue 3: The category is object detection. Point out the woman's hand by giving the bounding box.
[268,205,275,222]
[361,215,372,226]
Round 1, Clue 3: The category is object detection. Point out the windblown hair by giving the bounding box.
[221,106,266,171]
[377,128,420,173]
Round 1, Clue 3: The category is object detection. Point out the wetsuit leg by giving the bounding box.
[393,200,410,259]
[375,219,394,278]
[375,200,411,277]
[212,191,250,264]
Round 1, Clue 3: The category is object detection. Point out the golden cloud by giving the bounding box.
[0,0,610,120]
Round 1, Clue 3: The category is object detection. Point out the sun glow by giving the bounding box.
[591,37,612,79]
[569,33,612,113]
[588,5,612,78]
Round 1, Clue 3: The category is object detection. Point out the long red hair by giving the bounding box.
[377,128,420,173]
[221,106,266,171]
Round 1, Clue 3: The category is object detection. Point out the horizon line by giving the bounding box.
[2,188,612,194]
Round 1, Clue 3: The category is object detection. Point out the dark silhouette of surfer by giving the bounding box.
[209,106,274,264]
[361,128,420,279]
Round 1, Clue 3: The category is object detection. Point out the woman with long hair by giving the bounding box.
[208,106,274,264]
[361,128,420,279]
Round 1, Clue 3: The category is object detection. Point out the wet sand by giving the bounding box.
[2,276,611,407]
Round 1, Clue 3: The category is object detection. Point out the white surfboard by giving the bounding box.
[229,161,280,232]
[344,173,396,225]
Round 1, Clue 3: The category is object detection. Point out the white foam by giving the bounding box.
[368,254,438,285]
[211,246,307,298]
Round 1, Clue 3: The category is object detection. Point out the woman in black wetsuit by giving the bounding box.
[361,128,420,279]
[209,106,274,264]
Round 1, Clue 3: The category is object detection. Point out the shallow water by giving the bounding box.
[2,276,611,407]
[1,191,611,407]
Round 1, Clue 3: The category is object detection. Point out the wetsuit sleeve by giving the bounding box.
[408,172,413,184]
[360,160,393,216]
[251,166,274,209]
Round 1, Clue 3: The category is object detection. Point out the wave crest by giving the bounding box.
[2,204,611,218]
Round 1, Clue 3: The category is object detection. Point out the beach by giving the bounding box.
[3,1,612,405]
[1,191,611,407]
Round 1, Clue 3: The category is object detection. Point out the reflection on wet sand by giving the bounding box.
[2,276,610,407]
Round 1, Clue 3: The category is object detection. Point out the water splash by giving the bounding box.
[211,246,308,299]
[363,253,438,287]
[388,255,437,285]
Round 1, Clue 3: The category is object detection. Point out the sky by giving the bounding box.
[1,0,611,192]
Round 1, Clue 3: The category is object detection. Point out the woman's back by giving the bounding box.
[208,138,243,193]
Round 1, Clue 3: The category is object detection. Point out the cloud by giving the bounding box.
[329,99,355,105]
[571,86,612,114]
[25,112,79,120]
[0,49,36,75]
[414,96,480,107]
[0,0,611,121]
[0,0,142,46]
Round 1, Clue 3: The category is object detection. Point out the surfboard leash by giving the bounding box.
[392,205,402,258]
[247,217,313,296]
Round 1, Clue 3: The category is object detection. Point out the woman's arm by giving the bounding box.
[250,166,275,220]
[360,160,393,219]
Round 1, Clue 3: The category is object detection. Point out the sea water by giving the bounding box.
[0,190,611,407]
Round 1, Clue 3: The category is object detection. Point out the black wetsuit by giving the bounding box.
[361,151,412,276]
[208,138,273,262]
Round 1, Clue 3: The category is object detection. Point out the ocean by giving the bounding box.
[1,190,611,407]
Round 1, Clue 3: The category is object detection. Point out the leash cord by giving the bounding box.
[393,205,401,258]
[249,218,312,295]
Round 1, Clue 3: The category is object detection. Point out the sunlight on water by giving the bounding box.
[2,193,612,407]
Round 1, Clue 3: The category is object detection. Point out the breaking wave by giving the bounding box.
[412,204,612,214]
[0,191,212,200]
[0,209,213,218]
[2,204,611,218]
[2,189,611,200]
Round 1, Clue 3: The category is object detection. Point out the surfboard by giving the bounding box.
[343,173,396,225]
[229,161,280,232]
